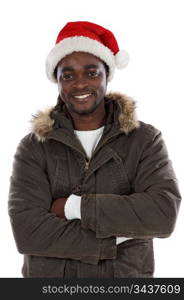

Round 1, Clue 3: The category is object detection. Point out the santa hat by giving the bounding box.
[46,21,129,82]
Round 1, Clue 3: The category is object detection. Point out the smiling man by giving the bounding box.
[56,52,107,123]
[8,21,181,278]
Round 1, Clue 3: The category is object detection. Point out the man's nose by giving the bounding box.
[73,74,88,89]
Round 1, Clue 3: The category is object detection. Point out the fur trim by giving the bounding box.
[106,92,139,134]
[30,107,54,142]
[46,36,116,83]
[31,93,139,142]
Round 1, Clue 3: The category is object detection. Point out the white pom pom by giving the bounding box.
[115,50,129,69]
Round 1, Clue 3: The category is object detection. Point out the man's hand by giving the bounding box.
[51,197,68,218]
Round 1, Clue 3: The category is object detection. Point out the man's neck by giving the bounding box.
[69,106,106,131]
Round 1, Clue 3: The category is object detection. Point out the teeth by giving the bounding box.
[74,94,91,99]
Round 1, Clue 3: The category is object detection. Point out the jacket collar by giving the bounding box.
[31,92,140,142]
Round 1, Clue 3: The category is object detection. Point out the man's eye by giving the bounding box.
[62,74,73,80]
[88,71,99,77]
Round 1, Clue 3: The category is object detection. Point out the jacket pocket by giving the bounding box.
[113,239,154,278]
[22,255,66,278]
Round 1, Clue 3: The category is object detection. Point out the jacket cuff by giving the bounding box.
[81,194,96,231]
[99,236,117,260]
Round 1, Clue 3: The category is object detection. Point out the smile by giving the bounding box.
[73,94,91,99]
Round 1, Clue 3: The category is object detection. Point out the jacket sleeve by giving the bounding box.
[8,135,116,264]
[80,129,181,239]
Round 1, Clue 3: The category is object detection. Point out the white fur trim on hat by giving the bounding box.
[46,36,128,83]
[115,50,130,69]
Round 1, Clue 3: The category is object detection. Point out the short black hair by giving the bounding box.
[103,62,109,78]
[54,66,58,80]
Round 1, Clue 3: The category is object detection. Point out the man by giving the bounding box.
[8,21,181,278]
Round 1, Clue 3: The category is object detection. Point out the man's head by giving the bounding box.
[46,21,129,83]
[55,51,108,116]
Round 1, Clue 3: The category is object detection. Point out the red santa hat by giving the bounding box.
[46,21,129,82]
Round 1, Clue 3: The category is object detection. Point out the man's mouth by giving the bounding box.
[73,93,92,99]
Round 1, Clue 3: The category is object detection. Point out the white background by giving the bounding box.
[0,0,183,277]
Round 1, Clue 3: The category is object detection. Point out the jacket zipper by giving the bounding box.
[85,159,91,170]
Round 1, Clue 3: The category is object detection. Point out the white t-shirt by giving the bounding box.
[74,126,104,159]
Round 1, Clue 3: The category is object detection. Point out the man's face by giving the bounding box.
[56,52,108,115]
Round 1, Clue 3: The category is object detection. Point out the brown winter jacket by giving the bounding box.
[8,92,181,278]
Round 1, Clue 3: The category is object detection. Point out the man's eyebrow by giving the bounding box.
[85,64,99,69]
[61,67,74,72]
[61,64,99,72]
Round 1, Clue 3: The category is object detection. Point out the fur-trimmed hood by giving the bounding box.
[31,92,140,142]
